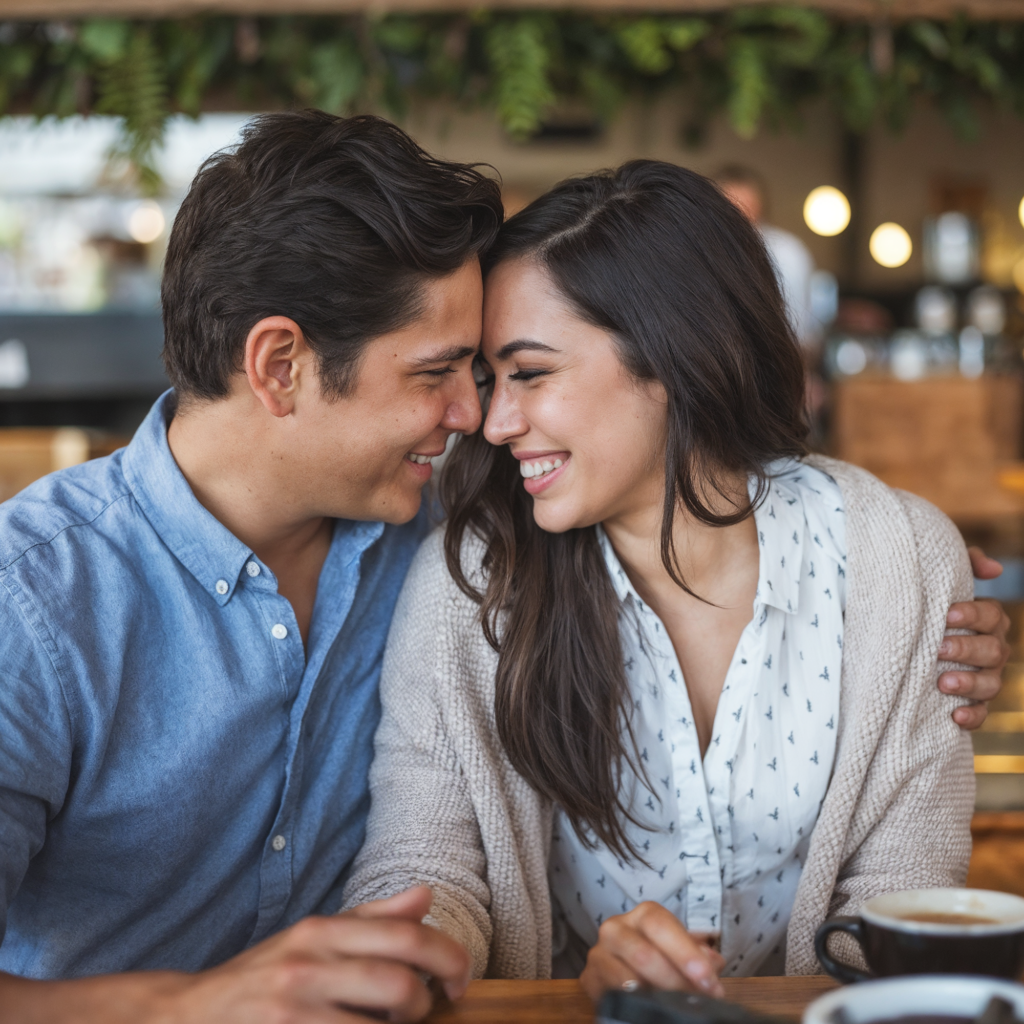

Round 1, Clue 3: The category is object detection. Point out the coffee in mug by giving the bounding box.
[815,888,1024,982]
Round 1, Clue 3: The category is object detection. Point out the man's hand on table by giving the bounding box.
[943,547,1012,731]
[579,901,726,1004]
[0,885,469,1024]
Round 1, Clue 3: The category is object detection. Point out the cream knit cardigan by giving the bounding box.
[342,456,975,978]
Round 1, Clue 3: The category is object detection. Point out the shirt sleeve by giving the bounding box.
[0,578,74,944]
[340,534,495,979]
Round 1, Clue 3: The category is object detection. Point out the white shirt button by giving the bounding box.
[271,623,288,640]
[215,579,228,595]
[271,834,286,852]
[246,561,261,577]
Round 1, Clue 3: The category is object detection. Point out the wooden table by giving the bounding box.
[425,976,840,1023]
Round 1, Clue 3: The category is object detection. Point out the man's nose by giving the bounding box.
[441,367,483,435]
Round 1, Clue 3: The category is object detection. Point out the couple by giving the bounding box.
[0,110,1009,1023]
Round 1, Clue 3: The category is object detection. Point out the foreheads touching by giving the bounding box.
[470,160,809,536]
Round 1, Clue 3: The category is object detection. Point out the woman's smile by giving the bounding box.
[513,450,571,493]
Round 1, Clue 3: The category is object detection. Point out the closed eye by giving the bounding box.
[421,366,457,378]
[509,368,549,382]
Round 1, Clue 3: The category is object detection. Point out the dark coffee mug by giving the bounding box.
[815,888,1024,983]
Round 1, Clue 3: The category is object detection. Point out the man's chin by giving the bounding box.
[323,480,425,526]
[368,486,425,527]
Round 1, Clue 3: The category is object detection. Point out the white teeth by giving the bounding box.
[408,453,433,465]
[520,457,565,480]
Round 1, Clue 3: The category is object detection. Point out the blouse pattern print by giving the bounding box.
[548,459,847,977]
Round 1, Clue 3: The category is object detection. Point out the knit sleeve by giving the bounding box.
[341,530,494,978]
[826,490,975,919]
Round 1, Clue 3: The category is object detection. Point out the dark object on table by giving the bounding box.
[976,997,1022,1024]
[815,890,1024,983]
[597,988,790,1024]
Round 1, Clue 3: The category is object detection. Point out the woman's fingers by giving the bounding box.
[632,906,724,997]
[594,913,692,991]
[580,945,649,1003]
[582,903,725,1003]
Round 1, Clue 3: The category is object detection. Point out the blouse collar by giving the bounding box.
[596,461,811,620]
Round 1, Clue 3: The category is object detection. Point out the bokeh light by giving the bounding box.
[128,201,166,244]
[803,186,851,237]
[1019,195,1024,229]
[1013,257,1024,295]
[869,222,912,268]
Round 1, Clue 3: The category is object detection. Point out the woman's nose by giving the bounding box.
[483,383,528,446]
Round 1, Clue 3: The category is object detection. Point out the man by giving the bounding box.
[716,164,818,348]
[0,112,1009,1022]
[0,111,500,1022]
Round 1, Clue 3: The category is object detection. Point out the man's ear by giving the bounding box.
[243,316,310,418]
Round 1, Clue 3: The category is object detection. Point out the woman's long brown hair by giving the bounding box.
[441,161,808,862]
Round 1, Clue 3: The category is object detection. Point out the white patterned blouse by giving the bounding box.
[549,459,847,978]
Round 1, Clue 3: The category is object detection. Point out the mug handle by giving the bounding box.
[814,917,873,984]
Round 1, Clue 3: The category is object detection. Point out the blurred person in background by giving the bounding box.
[716,165,817,350]
[717,165,827,438]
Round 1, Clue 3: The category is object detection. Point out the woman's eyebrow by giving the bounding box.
[411,344,477,367]
[495,339,560,361]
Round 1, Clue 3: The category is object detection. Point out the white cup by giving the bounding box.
[805,976,1024,1024]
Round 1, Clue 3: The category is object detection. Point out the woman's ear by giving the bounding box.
[243,316,310,417]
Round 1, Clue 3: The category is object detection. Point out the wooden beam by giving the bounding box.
[2,0,1024,19]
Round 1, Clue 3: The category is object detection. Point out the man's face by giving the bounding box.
[720,181,763,224]
[296,259,484,524]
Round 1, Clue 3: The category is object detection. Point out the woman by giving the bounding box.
[343,161,978,995]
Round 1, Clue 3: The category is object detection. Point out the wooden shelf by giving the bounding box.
[2,0,1023,18]
[832,374,1024,523]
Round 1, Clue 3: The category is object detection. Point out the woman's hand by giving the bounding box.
[579,902,726,1003]
[941,547,1012,731]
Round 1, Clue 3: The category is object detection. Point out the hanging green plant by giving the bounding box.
[1,8,1023,193]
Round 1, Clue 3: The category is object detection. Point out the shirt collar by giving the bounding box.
[597,463,808,619]
[751,464,807,616]
[597,525,640,608]
[121,392,260,605]
[121,391,385,606]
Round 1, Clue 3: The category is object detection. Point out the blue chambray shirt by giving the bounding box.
[0,391,427,979]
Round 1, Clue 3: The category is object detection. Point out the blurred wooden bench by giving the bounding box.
[832,374,1024,521]
[0,428,127,503]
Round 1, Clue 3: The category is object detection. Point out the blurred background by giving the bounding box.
[2,0,1024,888]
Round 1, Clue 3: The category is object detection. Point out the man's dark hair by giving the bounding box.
[714,163,765,192]
[161,110,504,400]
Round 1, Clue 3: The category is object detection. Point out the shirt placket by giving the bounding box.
[649,607,722,934]
[250,578,307,934]
[247,522,383,943]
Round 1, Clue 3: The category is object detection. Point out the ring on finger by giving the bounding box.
[622,979,640,992]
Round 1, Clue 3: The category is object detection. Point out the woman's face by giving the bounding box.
[481,258,668,534]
